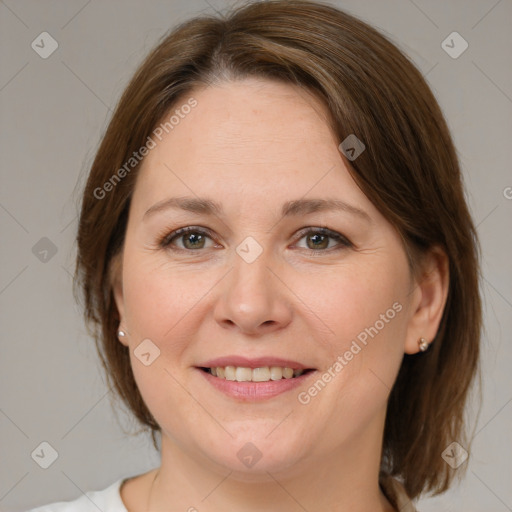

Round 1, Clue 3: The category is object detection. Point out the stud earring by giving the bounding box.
[117,330,126,338]
[418,337,429,352]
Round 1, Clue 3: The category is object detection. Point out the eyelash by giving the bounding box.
[157,226,353,255]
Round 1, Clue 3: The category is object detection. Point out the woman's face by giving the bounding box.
[114,78,421,477]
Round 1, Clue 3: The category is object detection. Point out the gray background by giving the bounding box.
[1,0,511,510]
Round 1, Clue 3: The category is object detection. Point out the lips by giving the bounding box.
[195,356,316,400]
[197,356,315,381]
[199,356,312,370]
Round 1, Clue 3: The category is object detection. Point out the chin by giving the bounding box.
[197,432,310,480]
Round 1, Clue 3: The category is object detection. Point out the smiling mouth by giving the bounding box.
[199,366,315,382]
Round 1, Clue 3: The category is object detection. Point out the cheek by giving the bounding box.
[296,257,409,404]
[301,260,407,348]
[122,252,209,343]
[120,256,206,432]
[289,260,409,445]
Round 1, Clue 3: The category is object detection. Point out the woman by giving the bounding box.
[28,0,481,510]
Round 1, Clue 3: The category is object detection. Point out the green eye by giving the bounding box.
[159,226,352,254]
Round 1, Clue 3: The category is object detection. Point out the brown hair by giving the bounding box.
[74,0,481,500]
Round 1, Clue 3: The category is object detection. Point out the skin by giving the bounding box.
[112,77,449,511]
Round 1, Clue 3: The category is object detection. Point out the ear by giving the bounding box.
[404,246,449,354]
[109,251,128,347]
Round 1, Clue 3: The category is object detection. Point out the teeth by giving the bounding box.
[252,367,271,382]
[270,366,283,380]
[235,367,252,381]
[225,366,236,381]
[283,367,294,379]
[207,366,304,382]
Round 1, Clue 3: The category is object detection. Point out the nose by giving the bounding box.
[213,247,293,336]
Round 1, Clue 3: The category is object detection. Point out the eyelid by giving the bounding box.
[158,225,219,251]
[158,225,353,252]
[293,226,352,248]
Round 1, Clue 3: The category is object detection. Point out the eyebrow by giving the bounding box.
[143,196,371,222]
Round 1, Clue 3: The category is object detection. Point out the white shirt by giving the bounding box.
[26,474,418,511]
[25,478,128,512]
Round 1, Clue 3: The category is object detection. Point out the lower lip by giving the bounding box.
[196,368,315,401]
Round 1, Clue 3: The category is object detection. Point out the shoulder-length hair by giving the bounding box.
[74,0,481,499]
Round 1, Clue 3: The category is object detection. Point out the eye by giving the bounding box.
[160,226,217,251]
[159,225,352,254]
[293,227,353,253]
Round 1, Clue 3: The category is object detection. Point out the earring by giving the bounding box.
[117,330,126,338]
[418,337,429,352]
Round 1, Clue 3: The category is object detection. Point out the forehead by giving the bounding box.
[144,78,337,171]
[131,78,376,220]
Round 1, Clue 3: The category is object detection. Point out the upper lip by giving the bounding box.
[198,356,314,370]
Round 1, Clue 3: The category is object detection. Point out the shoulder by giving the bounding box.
[25,478,128,512]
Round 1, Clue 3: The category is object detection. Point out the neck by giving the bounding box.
[148,412,395,511]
